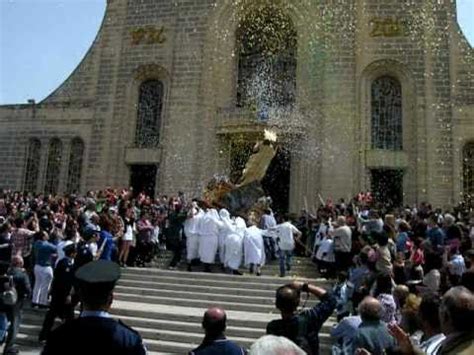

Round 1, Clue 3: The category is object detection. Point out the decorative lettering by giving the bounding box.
[369,18,407,37]
[131,26,166,45]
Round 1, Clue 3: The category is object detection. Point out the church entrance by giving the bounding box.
[370,169,404,208]
[229,141,290,214]
[130,164,157,197]
[261,147,291,214]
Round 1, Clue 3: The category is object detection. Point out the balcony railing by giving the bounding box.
[216,105,307,136]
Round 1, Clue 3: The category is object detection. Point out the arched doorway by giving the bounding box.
[261,147,291,214]
[228,140,290,214]
[130,164,158,197]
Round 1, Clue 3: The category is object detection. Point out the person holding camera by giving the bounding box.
[266,281,336,355]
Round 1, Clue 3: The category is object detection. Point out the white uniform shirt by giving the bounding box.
[56,240,74,265]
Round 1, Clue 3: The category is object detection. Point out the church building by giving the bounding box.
[0,0,473,212]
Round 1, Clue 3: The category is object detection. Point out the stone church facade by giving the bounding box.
[0,0,473,212]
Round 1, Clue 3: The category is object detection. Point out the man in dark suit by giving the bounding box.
[38,244,77,342]
[42,260,147,355]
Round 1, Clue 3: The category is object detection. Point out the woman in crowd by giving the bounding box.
[32,230,57,308]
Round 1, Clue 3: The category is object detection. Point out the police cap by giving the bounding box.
[62,242,76,254]
[75,260,121,288]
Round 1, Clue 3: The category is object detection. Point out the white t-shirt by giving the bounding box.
[274,222,300,251]
[333,225,352,253]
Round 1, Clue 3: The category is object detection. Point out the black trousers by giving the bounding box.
[39,299,74,341]
[335,251,352,271]
[169,242,183,267]
[263,236,277,260]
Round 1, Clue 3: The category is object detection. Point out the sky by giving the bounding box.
[0,0,473,105]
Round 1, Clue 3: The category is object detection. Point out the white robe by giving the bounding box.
[224,217,246,270]
[244,225,266,266]
[218,209,234,264]
[198,209,222,264]
[185,208,203,261]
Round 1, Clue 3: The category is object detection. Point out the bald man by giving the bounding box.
[352,296,396,354]
[189,307,245,355]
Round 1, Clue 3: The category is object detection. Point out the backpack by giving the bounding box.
[0,276,17,306]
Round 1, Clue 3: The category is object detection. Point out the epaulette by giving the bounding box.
[118,319,140,335]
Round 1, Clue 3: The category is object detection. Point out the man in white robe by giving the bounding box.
[243,218,266,276]
[218,209,234,268]
[224,216,246,275]
[198,208,223,272]
[184,201,203,272]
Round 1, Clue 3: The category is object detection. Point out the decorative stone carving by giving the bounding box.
[369,18,407,37]
[131,26,166,45]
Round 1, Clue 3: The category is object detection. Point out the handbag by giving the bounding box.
[0,276,17,306]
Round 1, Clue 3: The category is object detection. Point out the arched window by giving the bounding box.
[44,138,63,195]
[236,5,296,111]
[66,138,84,193]
[23,138,41,192]
[463,142,474,200]
[135,80,164,148]
[371,76,403,150]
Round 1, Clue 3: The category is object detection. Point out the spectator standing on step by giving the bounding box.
[32,230,57,308]
[273,216,302,277]
[260,209,278,261]
[189,307,246,355]
[42,260,147,355]
[332,216,353,271]
[266,281,337,354]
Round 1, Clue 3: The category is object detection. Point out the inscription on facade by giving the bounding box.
[131,26,166,45]
[370,18,407,37]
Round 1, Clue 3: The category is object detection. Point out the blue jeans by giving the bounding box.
[263,236,277,260]
[279,250,293,276]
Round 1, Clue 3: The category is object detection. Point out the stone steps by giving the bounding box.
[15,256,334,354]
[150,251,320,278]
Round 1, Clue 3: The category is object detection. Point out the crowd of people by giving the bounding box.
[0,188,473,354]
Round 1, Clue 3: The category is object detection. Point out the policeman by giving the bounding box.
[38,243,77,342]
[41,260,147,355]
